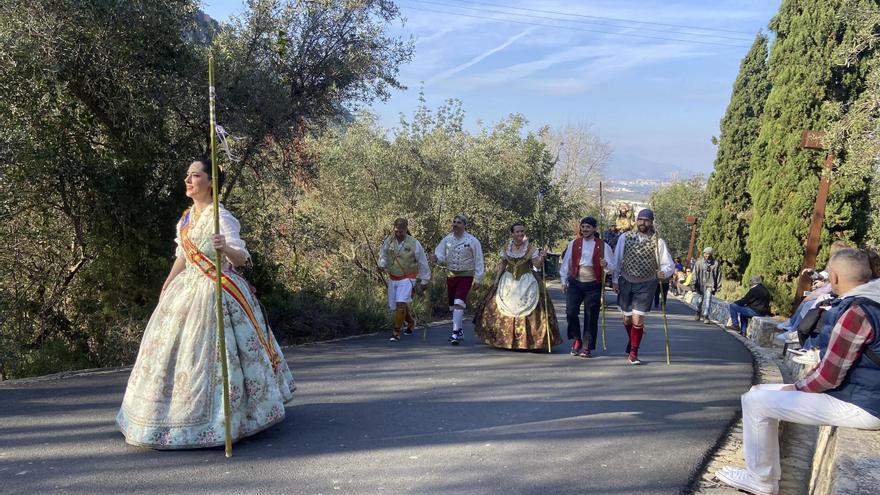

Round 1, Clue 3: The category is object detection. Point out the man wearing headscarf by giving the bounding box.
[693,246,722,324]
[432,213,485,345]
[377,218,432,342]
[611,208,675,364]
[559,216,616,358]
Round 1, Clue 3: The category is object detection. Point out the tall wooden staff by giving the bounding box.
[540,260,553,354]
[209,54,234,457]
[599,182,607,351]
[653,230,671,366]
[535,192,553,354]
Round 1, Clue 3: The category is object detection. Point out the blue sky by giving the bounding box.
[202,0,782,177]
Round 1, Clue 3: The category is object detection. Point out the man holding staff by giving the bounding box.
[377,218,431,342]
[612,208,675,365]
[560,217,615,358]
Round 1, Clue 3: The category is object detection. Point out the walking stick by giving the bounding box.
[540,258,552,354]
[419,280,429,342]
[209,54,234,457]
[653,232,671,366]
[599,182,607,351]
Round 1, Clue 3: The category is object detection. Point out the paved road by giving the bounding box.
[0,285,753,495]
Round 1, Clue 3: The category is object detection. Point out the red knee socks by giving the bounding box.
[625,322,633,353]
[629,325,644,356]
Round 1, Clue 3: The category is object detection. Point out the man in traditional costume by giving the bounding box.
[560,217,615,358]
[431,213,485,345]
[377,218,432,342]
[612,208,675,365]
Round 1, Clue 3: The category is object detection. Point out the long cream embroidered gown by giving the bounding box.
[116,205,295,449]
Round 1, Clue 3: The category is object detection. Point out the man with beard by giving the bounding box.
[693,247,722,323]
[611,208,675,364]
[432,213,485,345]
[377,218,432,342]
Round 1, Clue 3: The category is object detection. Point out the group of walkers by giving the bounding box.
[377,208,675,366]
[115,159,682,451]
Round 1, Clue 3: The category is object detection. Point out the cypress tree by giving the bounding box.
[829,4,880,249]
[745,0,877,310]
[702,34,770,279]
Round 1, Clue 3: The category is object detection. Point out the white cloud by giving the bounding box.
[452,39,708,94]
[426,28,536,85]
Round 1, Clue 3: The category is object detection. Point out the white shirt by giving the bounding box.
[559,237,616,287]
[377,236,432,284]
[611,232,675,284]
[434,231,485,283]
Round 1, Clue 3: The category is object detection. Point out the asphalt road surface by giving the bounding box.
[0,285,753,495]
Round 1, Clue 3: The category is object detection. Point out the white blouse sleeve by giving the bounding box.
[434,234,449,264]
[174,221,184,259]
[219,208,250,260]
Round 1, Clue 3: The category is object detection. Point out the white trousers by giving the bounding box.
[387,278,415,311]
[742,383,880,483]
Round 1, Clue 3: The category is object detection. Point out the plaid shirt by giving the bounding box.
[796,305,875,393]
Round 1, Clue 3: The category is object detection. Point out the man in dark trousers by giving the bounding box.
[560,217,615,358]
[727,275,771,335]
[693,246,721,323]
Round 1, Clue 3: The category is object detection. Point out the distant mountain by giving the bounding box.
[606,150,705,180]
[186,11,221,45]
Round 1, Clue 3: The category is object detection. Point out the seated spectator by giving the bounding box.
[716,248,880,495]
[801,241,850,299]
[682,268,693,292]
[798,248,880,359]
[777,241,850,333]
[727,275,770,335]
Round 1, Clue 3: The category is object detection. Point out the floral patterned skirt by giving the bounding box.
[473,273,562,350]
[116,268,295,449]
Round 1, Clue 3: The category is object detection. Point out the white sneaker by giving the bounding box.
[715,467,778,495]
[792,349,820,365]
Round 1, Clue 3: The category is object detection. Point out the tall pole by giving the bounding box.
[654,233,671,366]
[209,54,233,458]
[599,182,607,351]
[536,191,552,354]
[794,130,833,311]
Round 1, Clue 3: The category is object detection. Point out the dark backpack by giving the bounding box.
[796,302,831,346]
[798,296,880,367]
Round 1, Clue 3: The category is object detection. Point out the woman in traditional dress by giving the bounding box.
[473,222,562,350]
[116,159,295,449]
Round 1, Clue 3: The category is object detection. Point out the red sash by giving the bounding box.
[179,209,281,373]
[570,236,604,282]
